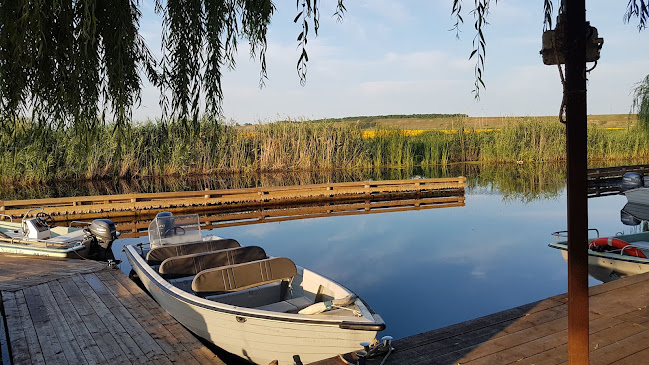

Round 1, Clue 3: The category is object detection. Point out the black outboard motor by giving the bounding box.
[621,209,641,226]
[90,219,118,249]
[88,219,119,260]
[621,172,643,191]
[155,211,175,237]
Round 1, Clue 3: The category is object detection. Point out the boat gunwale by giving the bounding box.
[125,244,386,330]
[549,241,649,265]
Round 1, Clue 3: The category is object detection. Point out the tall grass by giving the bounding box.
[1,116,648,185]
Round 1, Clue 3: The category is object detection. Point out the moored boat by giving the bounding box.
[549,229,649,278]
[0,208,119,259]
[624,187,649,206]
[124,212,385,364]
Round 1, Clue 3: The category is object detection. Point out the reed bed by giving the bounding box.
[1,116,647,185]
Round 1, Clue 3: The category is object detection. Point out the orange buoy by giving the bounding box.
[589,237,647,258]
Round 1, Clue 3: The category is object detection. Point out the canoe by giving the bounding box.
[0,208,118,259]
[124,212,385,364]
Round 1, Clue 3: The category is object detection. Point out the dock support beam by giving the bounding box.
[565,0,589,363]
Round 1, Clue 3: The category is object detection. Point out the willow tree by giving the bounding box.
[0,0,647,133]
[634,75,649,127]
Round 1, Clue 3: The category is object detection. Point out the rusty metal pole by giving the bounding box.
[565,0,589,363]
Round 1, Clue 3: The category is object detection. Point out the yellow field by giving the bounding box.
[237,114,637,133]
[366,114,637,130]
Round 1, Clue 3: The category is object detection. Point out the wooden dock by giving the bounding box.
[1,256,648,364]
[588,164,649,181]
[0,177,466,220]
[0,255,223,365]
[315,271,649,364]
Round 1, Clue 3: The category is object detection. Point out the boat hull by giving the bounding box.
[125,245,380,364]
[549,242,649,277]
[0,241,90,259]
[625,187,649,206]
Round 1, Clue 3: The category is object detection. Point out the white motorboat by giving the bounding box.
[124,212,385,365]
[549,229,649,278]
[0,208,119,259]
[624,187,649,206]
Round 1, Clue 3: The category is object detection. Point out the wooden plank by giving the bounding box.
[48,280,107,365]
[0,294,10,365]
[102,270,221,365]
[2,292,30,365]
[58,276,132,364]
[22,285,68,363]
[81,272,181,364]
[69,274,148,364]
[34,283,86,364]
[13,290,45,365]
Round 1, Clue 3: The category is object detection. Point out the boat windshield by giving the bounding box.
[148,213,202,249]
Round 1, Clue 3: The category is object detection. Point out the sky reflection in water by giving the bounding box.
[115,187,633,340]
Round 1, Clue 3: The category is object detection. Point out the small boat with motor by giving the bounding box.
[0,207,119,259]
[124,212,386,364]
[549,229,649,278]
[624,187,649,206]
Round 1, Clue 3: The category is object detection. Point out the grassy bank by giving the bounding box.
[1,116,647,185]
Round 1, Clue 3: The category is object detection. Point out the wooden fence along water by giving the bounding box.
[0,177,466,225]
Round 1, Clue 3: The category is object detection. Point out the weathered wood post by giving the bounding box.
[565,0,589,363]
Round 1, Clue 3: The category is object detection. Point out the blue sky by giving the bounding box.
[135,1,649,123]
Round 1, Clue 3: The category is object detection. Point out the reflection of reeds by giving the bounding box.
[2,117,649,187]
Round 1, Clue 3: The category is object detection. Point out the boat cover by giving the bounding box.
[159,246,267,278]
[192,257,297,294]
[146,238,240,265]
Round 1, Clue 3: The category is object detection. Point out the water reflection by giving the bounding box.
[2,163,570,202]
[587,264,622,283]
[5,163,640,340]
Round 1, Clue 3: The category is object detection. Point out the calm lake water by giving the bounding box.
[111,174,638,340]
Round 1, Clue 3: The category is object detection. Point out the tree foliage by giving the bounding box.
[0,0,154,132]
[633,74,649,127]
[0,0,648,132]
[450,0,649,99]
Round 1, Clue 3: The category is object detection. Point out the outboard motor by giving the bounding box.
[155,211,175,237]
[85,219,119,261]
[621,209,641,226]
[89,219,118,249]
[621,172,643,191]
[643,175,649,188]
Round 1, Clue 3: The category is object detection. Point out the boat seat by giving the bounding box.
[0,231,9,239]
[48,229,87,243]
[206,281,282,307]
[192,257,297,294]
[159,246,267,278]
[146,238,240,265]
[255,296,313,313]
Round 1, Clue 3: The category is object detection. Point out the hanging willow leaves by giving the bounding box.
[0,0,152,133]
[451,0,497,100]
[452,0,648,99]
[633,74,649,128]
[625,0,649,30]
[2,0,648,135]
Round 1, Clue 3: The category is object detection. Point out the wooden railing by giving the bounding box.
[587,164,649,180]
[0,177,466,220]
